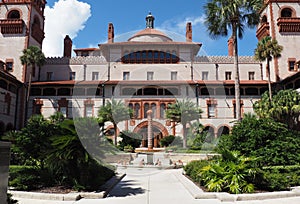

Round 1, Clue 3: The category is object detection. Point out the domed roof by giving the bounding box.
[128,28,173,42]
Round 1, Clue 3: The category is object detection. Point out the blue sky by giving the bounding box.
[44,0,258,57]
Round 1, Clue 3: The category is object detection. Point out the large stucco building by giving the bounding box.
[1,0,300,146]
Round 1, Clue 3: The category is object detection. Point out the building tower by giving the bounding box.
[0,0,46,83]
[146,12,155,28]
[256,0,300,83]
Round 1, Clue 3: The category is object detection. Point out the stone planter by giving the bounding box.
[0,141,11,204]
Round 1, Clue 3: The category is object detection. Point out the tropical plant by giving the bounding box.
[160,135,175,147]
[253,89,300,130]
[204,0,262,120]
[199,149,259,194]
[166,99,202,148]
[46,119,115,190]
[218,114,300,166]
[98,99,133,145]
[118,131,142,151]
[187,122,207,150]
[9,115,54,168]
[254,36,283,100]
[20,46,45,101]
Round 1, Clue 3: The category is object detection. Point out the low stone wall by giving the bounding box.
[0,142,11,204]
[167,153,217,164]
[102,152,216,165]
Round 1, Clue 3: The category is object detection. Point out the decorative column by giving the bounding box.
[147,110,153,149]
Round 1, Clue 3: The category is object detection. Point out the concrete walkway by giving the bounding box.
[13,167,300,204]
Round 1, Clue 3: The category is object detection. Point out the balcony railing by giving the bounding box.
[0,19,24,34]
[256,22,270,40]
[277,17,300,33]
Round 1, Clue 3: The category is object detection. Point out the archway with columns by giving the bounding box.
[133,121,169,148]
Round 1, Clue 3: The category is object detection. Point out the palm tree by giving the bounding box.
[204,0,262,120]
[98,99,133,145]
[254,36,283,100]
[166,99,202,148]
[20,45,46,101]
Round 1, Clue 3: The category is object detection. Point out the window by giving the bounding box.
[92,72,99,80]
[171,72,177,80]
[85,105,93,117]
[160,103,166,119]
[7,10,20,19]
[47,72,53,81]
[144,103,149,118]
[123,72,130,80]
[147,72,154,80]
[289,60,296,71]
[5,59,13,72]
[281,8,292,18]
[151,103,157,118]
[248,72,255,80]
[208,104,216,118]
[202,71,208,80]
[69,72,76,80]
[134,103,140,118]
[225,72,232,80]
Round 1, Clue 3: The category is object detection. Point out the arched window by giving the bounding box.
[281,8,292,18]
[144,103,149,118]
[160,103,166,119]
[134,103,140,118]
[7,10,20,19]
[151,103,157,118]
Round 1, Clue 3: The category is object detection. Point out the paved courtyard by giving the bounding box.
[14,167,300,204]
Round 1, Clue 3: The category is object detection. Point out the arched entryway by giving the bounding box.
[217,125,230,137]
[203,125,216,143]
[133,121,169,148]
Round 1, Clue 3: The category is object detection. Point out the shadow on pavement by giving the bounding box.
[107,179,146,197]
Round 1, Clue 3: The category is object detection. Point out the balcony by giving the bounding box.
[0,19,24,34]
[31,24,44,43]
[256,22,270,40]
[277,17,300,33]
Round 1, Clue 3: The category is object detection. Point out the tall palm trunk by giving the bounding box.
[182,123,187,148]
[232,21,241,121]
[113,123,118,146]
[266,58,272,101]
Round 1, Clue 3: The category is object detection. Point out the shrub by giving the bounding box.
[9,166,43,190]
[185,150,260,194]
[184,160,210,184]
[118,131,142,151]
[218,114,300,166]
[160,135,175,147]
[257,165,300,191]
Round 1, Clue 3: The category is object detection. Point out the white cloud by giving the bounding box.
[43,0,91,57]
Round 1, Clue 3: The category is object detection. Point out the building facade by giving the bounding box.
[0,0,300,146]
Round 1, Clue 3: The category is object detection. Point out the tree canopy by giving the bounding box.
[253,89,300,130]
[166,99,202,148]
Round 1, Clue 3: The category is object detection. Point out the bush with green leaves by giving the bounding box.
[218,114,300,166]
[46,118,115,190]
[257,166,300,191]
[184,160,210,183]
[160,135,175,147]
[7,115,115,191]
[185,150,261,194]
[118,131,142,151]
[9,166,53,190]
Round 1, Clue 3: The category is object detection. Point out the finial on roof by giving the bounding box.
[146,12,155,28]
